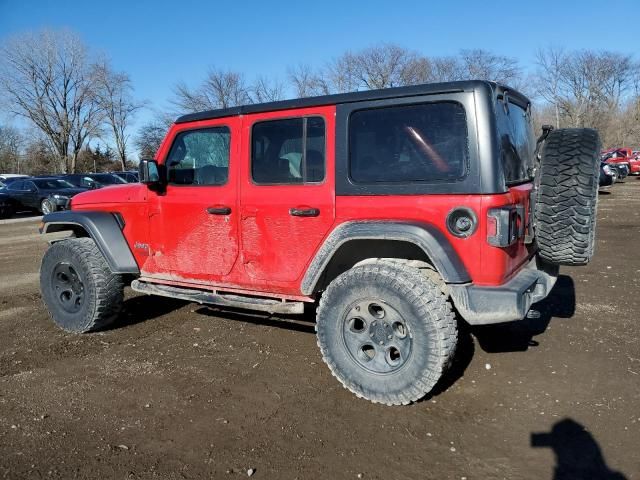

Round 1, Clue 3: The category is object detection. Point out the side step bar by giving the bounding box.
[131,280,304,315]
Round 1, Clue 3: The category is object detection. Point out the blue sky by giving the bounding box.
[1,0,639,132]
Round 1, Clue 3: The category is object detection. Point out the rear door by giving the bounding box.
[239,106,335,283]
[145,118,241,284]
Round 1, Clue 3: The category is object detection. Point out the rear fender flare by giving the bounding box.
[40,211,139,274]
[300,221,470,295]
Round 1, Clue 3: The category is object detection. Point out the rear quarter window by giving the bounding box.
[348,102,468,184]
[496,100,535,185]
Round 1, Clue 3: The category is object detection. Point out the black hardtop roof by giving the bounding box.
[175,80,530,124]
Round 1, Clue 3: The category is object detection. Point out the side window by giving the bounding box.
[24,181,36,191]
[8,181,23,190]
[166,127,231,186]
[251,116,325,184]
[349,102,468,184]
[496,100,535,184]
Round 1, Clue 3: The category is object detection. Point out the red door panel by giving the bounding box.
[143,117,241,284]
[239,106,336,282]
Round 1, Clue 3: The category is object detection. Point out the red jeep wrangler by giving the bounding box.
[39,81,601,405]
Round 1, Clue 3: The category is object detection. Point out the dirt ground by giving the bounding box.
[1,181,639,480]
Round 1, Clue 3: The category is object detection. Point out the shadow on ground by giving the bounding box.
[107,294,188,330]
[472,274,576,353]
[195,305,316,334]
[114,275,577,398]
[531,418,627,479]
[433,274,576,396]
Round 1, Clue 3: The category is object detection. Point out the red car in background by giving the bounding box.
[602,147,640,175]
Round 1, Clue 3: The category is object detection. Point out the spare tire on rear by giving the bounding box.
[535,128,601,266]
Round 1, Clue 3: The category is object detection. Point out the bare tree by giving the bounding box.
[534,47,567,127]
[21,133,63,175]
[287,64,330,97]
[458,49,521,86]
[0,124,23,173]
[0,30,104,173]
[322,44,431,93]
[94,62,144,170]
[134,116,171,159]
[250,76,285,103]
[172,68,252,113]
[429,57,464,82]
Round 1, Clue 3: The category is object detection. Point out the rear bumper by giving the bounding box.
[449,256,558,325]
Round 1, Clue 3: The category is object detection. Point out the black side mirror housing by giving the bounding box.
[139,159,161,185]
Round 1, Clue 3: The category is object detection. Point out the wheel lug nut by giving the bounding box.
[372,321,377,326]
[378,341,384,345]
[369,333,374,337]
[388,335,392,339]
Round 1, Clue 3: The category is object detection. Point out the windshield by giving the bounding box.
[33,179,76,189]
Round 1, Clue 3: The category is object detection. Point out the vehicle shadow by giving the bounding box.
[107,293,188,330]
[472,274,575,353]
[194,305,316,334]
[531,418,627,479]
[431,274,575,397]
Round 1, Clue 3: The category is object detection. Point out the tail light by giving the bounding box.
[487,206,525,247]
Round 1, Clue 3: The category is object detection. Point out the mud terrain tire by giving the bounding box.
[536,128,601,266]
[40,238,124,333]
[316,260,457,405]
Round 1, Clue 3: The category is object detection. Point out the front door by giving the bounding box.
[144,118,241,284]
[239,107,335,283]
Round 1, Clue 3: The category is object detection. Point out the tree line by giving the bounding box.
[1,29,639,175]
[0,30,142,174]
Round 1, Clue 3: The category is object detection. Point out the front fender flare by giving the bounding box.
[300,221,470,295]
[40,211,139,274]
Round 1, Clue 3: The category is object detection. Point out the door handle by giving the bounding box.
[206,205,232,215]
[289,207,320,217]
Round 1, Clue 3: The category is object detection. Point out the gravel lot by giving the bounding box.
[1,181,639,479]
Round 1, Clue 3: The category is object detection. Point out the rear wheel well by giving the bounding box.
[312,239,438,294]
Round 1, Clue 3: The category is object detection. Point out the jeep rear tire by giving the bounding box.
[316,260,457,405]
[40,238,124,333]
[535,128,601,266]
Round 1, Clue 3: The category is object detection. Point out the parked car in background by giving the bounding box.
[608,162,629,181]
[600,162,616,188]
[111,171,139,183]
[0,190,19,218]
[0,174,29,183]
[3,177,88,214]
[602,147,640,175]
[60,173,128,189]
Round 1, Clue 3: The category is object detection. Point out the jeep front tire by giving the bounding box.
[40,237,124,333]
[316,260,457,405]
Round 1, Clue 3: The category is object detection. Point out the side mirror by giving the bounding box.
[139,159,161,185]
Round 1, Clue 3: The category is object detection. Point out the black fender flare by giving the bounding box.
[40,211,139,274]
[300,221,470,295]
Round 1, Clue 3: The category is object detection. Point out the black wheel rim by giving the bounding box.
[51,262,85,314]
[341,299,412,374]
